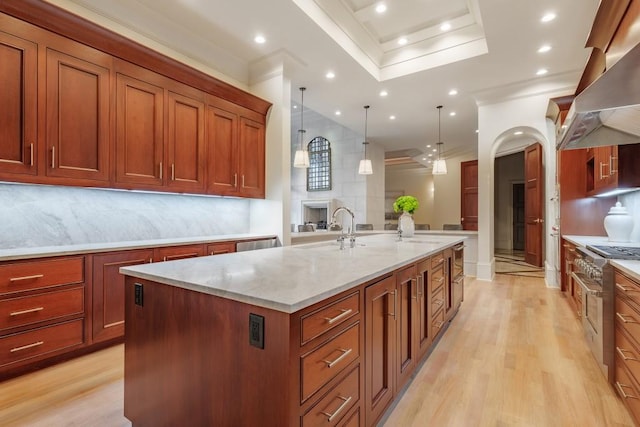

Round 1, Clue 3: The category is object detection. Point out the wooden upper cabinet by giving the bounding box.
[115,73,164,187]
[460,160,478,231]
[0,31,37,175]
[206,105,239,195]
[238,117,265,198]
[166,90,205,192]
[46,48,111,182]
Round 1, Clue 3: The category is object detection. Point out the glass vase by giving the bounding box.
[398,211,415,237]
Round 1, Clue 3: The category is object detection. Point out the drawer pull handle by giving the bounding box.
[616,381,639,399]
[322,348,352,368]
[320,395,352,422]
[433,299,444,307]
[435,320,444,329]
[10,341,44,353]
[616,283,635,293]
[10,307,44,316]
[617,347,638,361]
[617,312,639,324]
[324,309,353,325]
[388,290,396,318]
[9,274,44,282]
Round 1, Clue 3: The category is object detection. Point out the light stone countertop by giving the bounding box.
[120,233,466,313]
[0,233,277,262]
[611,260,640,281]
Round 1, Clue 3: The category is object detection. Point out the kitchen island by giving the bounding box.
[120,233,466,426]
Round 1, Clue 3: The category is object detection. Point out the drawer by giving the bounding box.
[301,322,360,403]
[0,257,84,295]
[616,326,640,385]
[431,285,445,314]
[303,365,360,427]
[0,287,84,331]
[616,271,640,312]
[302,292,359,345]
[615,354,640,425]
[616,297,640,339]
[0,319,84,367]
[340,407,360,427]
[431,253,445,269]
[432,306,445,338]
[431,266,445,292]
[206,242,236,255]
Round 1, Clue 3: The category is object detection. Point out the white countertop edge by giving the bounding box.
[0,233,278,262]
[562,235,640,248]
[121,235,467,313]
[611,260,640,281]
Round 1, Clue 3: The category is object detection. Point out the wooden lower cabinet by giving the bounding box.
[206,241,236,255]
[92,249,153,343]
[123,251,465,427]
[614,269,640,425]
[365,275,396,425]
[0,255,86,377]
[153,244,205,262]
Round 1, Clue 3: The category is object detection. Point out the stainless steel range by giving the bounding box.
[572,244,640,382]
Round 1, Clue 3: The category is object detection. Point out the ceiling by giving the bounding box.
[60,0,600,168]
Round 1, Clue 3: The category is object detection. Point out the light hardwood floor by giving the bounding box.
[0,275,634,426]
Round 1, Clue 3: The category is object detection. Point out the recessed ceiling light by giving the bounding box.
[432,149,437,152]
[293,105,297,109]
[398,37,408,45]
[538,44,552,53]
[428,154,433,157]
[389,115,396,120]
[448,89,458,96]
[335,110,341,116]
[426,144,431,148]
[536,68,548,76]
[254,35,266,44]
[422,157,426,161]
[475,129,479,133]
[514,130,523,135]
[375,3,387,14]
[449,111,456,116]
[326,71,335,79]
[541,12,556,23]
[440,22,451,31]
[379,90,388,97]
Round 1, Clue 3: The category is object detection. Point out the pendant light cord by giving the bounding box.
[363,105,370,158]
[437,105,443,160]
[299,87,306,150]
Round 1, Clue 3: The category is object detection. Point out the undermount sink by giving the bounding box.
[296,240,367,249]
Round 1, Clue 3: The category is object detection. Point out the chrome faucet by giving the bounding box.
[329,206,356,249]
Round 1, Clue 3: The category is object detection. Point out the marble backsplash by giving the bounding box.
[0,183,250,250]
[620,191,640,242]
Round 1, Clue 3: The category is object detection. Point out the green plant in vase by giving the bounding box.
[393,195,418,237]
[393,195,419,215]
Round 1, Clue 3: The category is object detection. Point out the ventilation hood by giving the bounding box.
[558,41,640,150]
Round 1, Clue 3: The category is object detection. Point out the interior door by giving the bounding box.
[460,160,478,230]
[524,143,544,267]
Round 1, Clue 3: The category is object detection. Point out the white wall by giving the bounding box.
[290,107,385,231]
[477,93,560,286]
[432,152,478,230]
[385,166,434,226]
[494,152,524,250]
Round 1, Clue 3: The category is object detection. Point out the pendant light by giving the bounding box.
[358,105,373,175]
[432,105,448,175]
[293,87,310,168]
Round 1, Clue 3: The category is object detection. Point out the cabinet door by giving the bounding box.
[166,90,205,192]
[416,259,431,359]
[154,244,205,262]
[116,73,164,187]
[46,48,110,181]
[206,105,239,195]
[395,264,417,390]
[365,275,395,425]
[0,32,37,175]
[92,249,153,343]
[238,117,265,198]
[444,248,454,321]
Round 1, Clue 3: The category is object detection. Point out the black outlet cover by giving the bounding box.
[134,283,143,306]
[249,313,264,349]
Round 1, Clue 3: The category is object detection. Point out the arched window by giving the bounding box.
[307,137,331,191]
